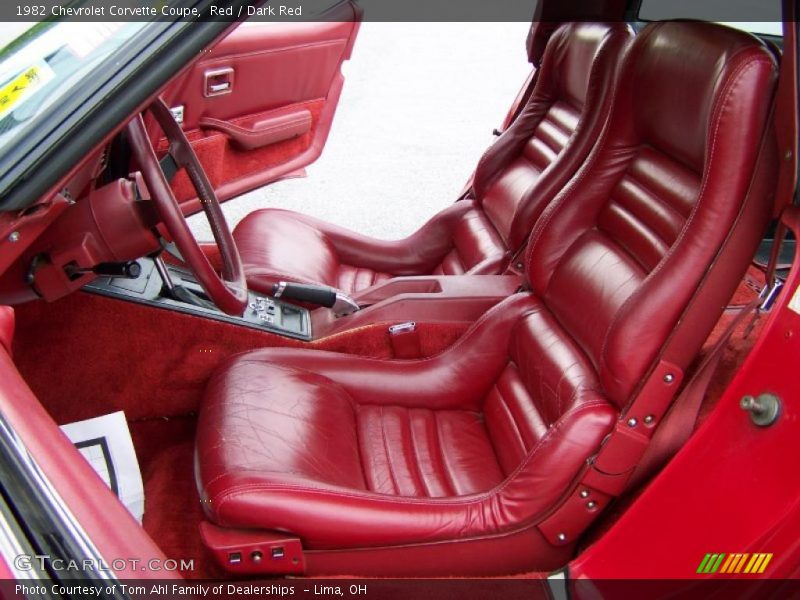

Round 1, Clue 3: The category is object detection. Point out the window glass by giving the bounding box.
[0,21,147,152]
[638,0,781,36]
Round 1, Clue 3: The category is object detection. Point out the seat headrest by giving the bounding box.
[545,22,630,108]
[628,21,776,171]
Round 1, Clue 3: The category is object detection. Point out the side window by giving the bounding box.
[638,0,781,37]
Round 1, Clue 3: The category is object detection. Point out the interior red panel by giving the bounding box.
[0,5,794,583]
[0,306,14,354]
[163,99,326,205]
[570,208,800,579]
[0,315,177,580]
[3,263,767,580]
[313,274,522,336]
[10,292,470,425]
[156,6,360,213]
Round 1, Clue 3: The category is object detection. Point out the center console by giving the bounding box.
[84,257,312,340]
[84,257,523,342]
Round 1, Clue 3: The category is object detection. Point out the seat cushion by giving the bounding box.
[197,357,506,503]
[197,294,617,553]
[198,361,368,495]
[234,209,393,295]
[196,21,777,577]
[335,265,393,295]
[357,405,504,497]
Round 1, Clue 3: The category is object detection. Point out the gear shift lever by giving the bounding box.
[272,281,360,317]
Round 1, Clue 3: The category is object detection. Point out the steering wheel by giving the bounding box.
[126,98,248,316]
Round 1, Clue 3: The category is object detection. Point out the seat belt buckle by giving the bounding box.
[581,421,652,497]
[388,321,422,359]
[759,278,784,311]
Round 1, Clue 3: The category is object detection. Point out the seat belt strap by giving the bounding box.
[586,211,787,497]
[626,218,788,487]
[538,288,766,546]
[388,322,422,359]
[627,295,762,489]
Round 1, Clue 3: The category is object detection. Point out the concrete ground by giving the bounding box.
[189,22,532,241]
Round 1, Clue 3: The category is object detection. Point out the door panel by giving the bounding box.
[155,1,361,215]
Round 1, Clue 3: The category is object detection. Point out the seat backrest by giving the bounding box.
[433,23,632,276]
[524,21,778,409]
[475,22,633,251]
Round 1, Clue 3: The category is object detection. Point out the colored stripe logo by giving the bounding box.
[697,553,772,574]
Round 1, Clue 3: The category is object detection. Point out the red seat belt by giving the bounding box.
[628,218,788,487]
[538,216,787,547]
[628,296,761,488]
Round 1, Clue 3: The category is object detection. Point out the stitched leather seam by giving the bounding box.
[432,411,459,497]
[492,380,528,458]
[377,405,401,495]
[353,406,371,490]
[542,104,576,137]
[405,409,433,497]
[533,122,567,156]
[429,410,456,497]
[618,176,690,244]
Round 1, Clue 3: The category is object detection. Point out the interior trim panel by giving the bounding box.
[83,258,312,340]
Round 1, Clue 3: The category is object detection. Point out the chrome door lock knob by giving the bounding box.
[740,393,781,427]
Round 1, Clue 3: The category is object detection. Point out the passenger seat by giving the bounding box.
[233,23,633,296]
[196,21,778,576]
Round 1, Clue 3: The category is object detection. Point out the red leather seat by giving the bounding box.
[196,22,777,576]
[233,23,632,296]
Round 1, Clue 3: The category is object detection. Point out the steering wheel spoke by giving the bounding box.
[126,98,248,316]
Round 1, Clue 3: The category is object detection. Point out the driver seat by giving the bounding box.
[233,23,631,296]
[195,22,777,576]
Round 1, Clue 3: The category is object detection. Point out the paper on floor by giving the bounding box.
[60,411,144,523]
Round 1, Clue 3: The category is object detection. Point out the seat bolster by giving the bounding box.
[310,201,476,274]
[434,208,508,275]
[491,399,615,523]
[217,293,539,412]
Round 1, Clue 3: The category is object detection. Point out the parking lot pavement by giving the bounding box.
[189,22,532,241]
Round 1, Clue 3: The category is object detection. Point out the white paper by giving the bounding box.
[789,283,800,316]
[60,412,145,523]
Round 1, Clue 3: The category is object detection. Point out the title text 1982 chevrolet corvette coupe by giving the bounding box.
[0,0,798,594]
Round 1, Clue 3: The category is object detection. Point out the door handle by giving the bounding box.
[208,82,231,93]
[204,68,234,97]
